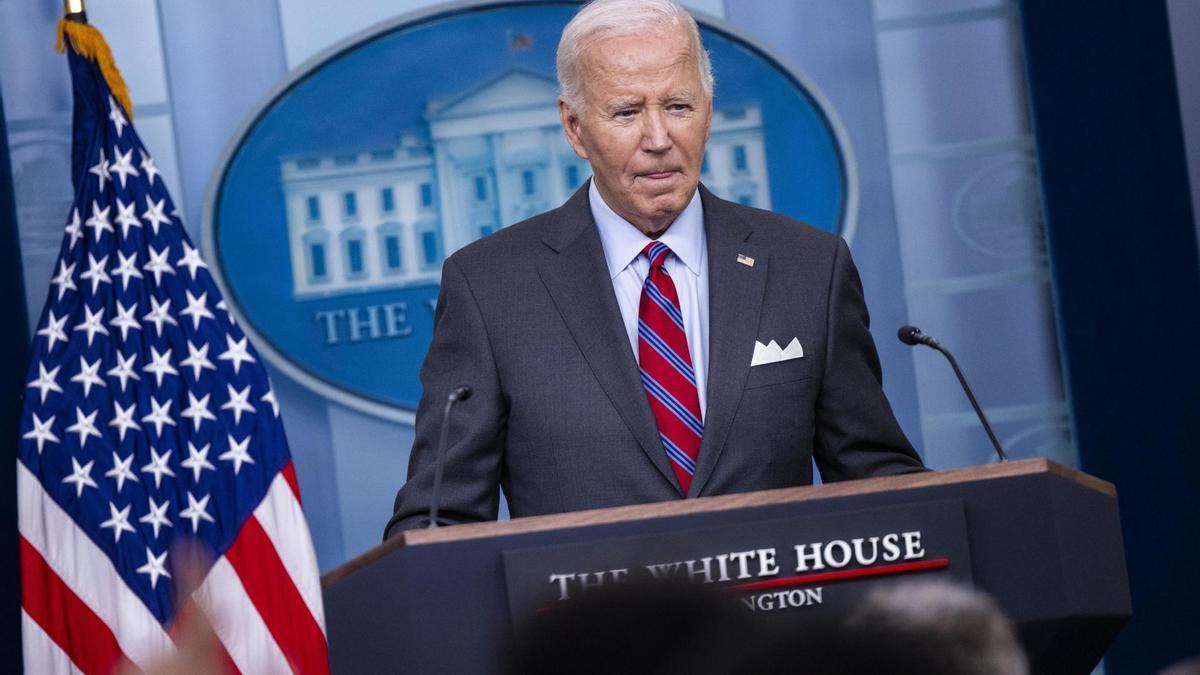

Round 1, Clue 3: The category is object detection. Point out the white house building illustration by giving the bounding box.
[280,69,771,299]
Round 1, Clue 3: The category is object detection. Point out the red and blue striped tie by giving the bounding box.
[638,241,703,494]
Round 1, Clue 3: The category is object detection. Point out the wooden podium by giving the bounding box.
[322,460,1129,674]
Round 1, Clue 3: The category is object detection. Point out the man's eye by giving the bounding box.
[614,109,636,119]
[668,103,692,112]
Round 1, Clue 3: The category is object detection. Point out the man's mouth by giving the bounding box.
[640,170,678,180]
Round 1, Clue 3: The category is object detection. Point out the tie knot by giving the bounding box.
[642,241,671,268]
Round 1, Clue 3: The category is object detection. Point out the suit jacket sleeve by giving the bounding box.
[384,257,507,538]
[813,237,926,480]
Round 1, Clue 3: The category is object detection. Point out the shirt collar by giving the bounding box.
[590,180,705,279]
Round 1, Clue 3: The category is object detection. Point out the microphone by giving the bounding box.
[427,385,472,529]
[897,326,1009,463]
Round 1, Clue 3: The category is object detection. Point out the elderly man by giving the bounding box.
[384,0,923,537]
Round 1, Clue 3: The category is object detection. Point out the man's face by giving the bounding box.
[560,26,712,237]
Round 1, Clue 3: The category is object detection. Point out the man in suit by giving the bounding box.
[384,0,923,537]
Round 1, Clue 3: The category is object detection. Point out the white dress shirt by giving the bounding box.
[589,181,710,419]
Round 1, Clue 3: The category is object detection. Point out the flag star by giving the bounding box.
[65,406,103,448]
[141,396,177,437]
[108,400,142,442]
[219,434,255,475]
[107,351,141,392]
[218,334,256,374]
[144,346,180,387]
[110,299,141,341]
[114,198,142,239]
[140,149,160,186]
[261,386,280,418]
[111,250,143,292]
[109,147,139,189]
[73,305,110,346]
[180,290,215,330]
[136,547,171,589]
[139,496,172,539]
[36,311,70,351]
[64,208,82,249]
[216,300,236,325]
[142,295,179,337]
[180,492,215,533]
[221,384,256,425]
[142,197,171,235]
[143,245,176,286]
[22,413,59,454]
[109,96,128,137]
[100,502,137,542]
[62,457,99,497]
[89,147,110,193]
[180,340,217,381]
[50,260,77,301]
[104,450,140,493]
[85,200,114,241]
[69,355,106,398]
[79,252,112,294]
[175,242,208,281]
[181,391,217,431]
[181,441,216,482]
[140,447,176,488]
[26,362,64,403]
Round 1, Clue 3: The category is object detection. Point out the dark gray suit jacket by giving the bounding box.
[385,183,923,537]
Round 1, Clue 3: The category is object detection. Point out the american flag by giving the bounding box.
[18,24,328,673]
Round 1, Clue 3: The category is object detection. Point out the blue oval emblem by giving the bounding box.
[203,1,853,421]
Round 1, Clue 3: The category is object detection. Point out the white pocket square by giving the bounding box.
[751,338,804,366]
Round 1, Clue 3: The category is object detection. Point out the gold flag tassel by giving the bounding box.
[55,18,134,121]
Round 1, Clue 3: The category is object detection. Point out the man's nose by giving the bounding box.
[640,109,672,153]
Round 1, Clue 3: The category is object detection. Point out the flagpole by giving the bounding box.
[63,0,86,24]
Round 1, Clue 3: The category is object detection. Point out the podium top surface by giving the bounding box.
[323,458,1112,587]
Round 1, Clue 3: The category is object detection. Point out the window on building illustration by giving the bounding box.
[343,191,358,217]
[474,176,488,202]
[420,182,434,208]
[310,243,327,279]
[733,145,748,172]
[522,170,536,196]
[701,152,709,175]
[346,239,364,275]
[565,165,579,189]
[297,158,320,170]
[380,187,395,213]
[334,153,357,166]
[724,107,746,120]
[306,196,321,221]
[479,223,496,238]
[371,149,396,162]
[385,235,402,270]
[421,229,442,266]
[738,195,754,207]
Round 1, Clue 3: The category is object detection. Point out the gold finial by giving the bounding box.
[64,0,87,22]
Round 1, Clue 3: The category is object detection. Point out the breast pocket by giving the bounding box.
[744,357,815,390]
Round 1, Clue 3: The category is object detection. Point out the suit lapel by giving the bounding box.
[536,184,679,491]
[688,187,768,497]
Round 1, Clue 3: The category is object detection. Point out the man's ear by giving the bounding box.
[559,97,589,160]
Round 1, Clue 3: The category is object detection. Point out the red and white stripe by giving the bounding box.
[18,460,329,674]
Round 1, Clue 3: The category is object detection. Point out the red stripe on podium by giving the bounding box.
[728,559,950,592]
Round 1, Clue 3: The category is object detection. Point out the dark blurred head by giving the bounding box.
[507,580,1027,675]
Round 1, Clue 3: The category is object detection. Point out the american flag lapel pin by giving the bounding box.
[737,253,755,267]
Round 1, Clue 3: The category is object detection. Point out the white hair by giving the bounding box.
[556,0,714,113]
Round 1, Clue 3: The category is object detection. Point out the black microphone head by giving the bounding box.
[450,386,472,401]
[898,325,923,346]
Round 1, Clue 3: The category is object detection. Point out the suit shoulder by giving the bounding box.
[727,201,843,256]
[444,206,562,273]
